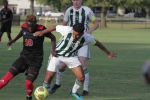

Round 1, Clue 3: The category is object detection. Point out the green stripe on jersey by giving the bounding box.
[56,33,72,54]
[67,37,85,57]
[81,8,85,25]
[70,9,73,27]
[75,11,79,24]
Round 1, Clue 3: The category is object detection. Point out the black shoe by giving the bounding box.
[49,84,60,94]
[26,96,32,100]
[81,90,89,96]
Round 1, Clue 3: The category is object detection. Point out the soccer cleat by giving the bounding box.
[7,47,12,50]
[49,84,60,94]
[81,90,89,96]
[26,96,32,100]
[70,90,84,100]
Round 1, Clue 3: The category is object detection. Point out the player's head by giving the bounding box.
[73,23,84,40]
[3,1,8,8]
[26,14,37,33]
[72,0,82,9]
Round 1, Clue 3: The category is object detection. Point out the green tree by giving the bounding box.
[0,0,5,6]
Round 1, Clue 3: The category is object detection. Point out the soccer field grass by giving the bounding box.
[0,25,150,100]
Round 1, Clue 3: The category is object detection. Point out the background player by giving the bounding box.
[0,1,13,50]
[33,23,117,100]
[0,14,56,100]
[50,0,99,96]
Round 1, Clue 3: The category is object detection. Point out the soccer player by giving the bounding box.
[0,1,13,50]
[0,14,56,100]
[50,0,99,96]
[142,59,150,84]
[33,23,117,100]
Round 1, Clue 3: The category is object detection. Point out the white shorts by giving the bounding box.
[47,55,82,72]
[77,45,90,59]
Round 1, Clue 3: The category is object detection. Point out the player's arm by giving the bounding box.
[93,40,117,58]
[49,33,57,57]
[86,17,99,35]
[7,29,23,46]
[62,20,68,26]
[34,25,56,37]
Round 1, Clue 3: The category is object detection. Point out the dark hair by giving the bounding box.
[73,23,84,34]
[3,0,8,4]
[26,14,36,22]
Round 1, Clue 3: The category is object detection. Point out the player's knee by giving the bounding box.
[26,74,37,82]
[78,76,85,82]
[9,66,19,76]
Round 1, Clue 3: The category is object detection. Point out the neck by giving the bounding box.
[4,7,7,9]
[74,5,81,10]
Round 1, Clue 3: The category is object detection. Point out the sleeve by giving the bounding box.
[43,26,52,38]
[56,25,72,36]
[85,34,96,45]
[88,8,96,21]
[63,8,70,22]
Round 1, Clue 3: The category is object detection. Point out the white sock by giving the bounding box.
[56,69,65,85]
[83,72,89,91]
[72,79,83,93]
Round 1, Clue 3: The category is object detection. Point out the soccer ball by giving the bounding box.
[34,86,49,100]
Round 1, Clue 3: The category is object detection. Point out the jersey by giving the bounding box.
[63,6,95,31]
[21,23,52,61]
[0,8,13,25]
[56,25,95,57]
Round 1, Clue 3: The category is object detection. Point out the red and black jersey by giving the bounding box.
[1,8,13,24]
[20,23,52,61]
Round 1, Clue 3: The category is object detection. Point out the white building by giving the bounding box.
[2,0,51,15]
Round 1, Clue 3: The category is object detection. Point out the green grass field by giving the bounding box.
[0,24,150,100]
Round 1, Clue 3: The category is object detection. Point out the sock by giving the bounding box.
[26,80,34,97]
[0,38,1,42]
[56,68,65,85]
[43,81,50,92]
[9,38,12,41]
[72,79,83,93]
[0,72,14,89]
[83,69,89,91]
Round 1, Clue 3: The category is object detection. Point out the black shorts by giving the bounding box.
[0,23,11,33]
[12,55,43,76]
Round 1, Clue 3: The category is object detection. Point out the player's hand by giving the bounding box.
[108,52,117,59]
[33,31,44,37]
[6,40,15,46]
[86,30,93,35]
[51,50,58,57]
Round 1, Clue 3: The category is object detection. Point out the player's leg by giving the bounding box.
[26,65,41,100]
[0,32,4,42]
[49,62,67,94]
[78,45,90,96]
[43,56,61,93]
[70,66,85,100]
[0,56,27,89]
[6,26,12,50]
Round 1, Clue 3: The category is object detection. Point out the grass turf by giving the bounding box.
[0,24,150,100]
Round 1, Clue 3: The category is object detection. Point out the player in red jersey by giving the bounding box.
[0,1,13,50]
[0,14,57,100]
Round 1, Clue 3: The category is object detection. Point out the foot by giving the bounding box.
[26,96,32,100]
[70,90,84,100]
[49,84,60,94]
[7,47,12,50]
[81,90,89,96]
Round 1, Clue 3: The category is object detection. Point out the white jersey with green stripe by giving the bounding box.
[56,25,95,57]
[63,6,95,31]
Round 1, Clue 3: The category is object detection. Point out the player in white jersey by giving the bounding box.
[49,0,99,96]
[33,23,117,100]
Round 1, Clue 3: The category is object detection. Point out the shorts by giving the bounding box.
[77,45,90,59]
[12,55,42,75]
[47,55,82,72]
[0,23,11,32]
